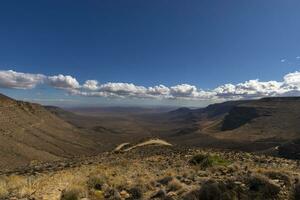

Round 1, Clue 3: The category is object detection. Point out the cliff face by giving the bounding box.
[161,97,300,153]
[220,105,274,131]
[219,98,300,135]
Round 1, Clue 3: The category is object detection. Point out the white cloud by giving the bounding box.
[168,84,216,100]
[283,71,300,88]
[215,80,286,99]
[0,70,45,89]
[170,84,198,97]
[2,69,300,102]
[281,59,286,63]
[83,80,99,90]
[48,74,80,89]
[147,85,170,96]
[99,82,147,97]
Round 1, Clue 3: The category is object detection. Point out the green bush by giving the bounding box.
[189,154,230,169]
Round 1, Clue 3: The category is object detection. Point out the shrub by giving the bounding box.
[127,187,143,200]
[103,188,121,200]
[182,189,200,200]
[158,176,173,185]
[246,173,280,198]
[151,189,167,199]
[183,180,239,200]
[189,154,230,169]
[198,180,223,200]
[294,182,300,200]
[167,178,184,192]
[60,189,80,200]
[87,175,107,190]
[263,170,291,186]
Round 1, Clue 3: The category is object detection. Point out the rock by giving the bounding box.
[151,189,167,199]
[104,188,121,200]
[94,190,104,199]
[158,176,173,185]
[167,191,177,197]
[127,187,143,199]
[120,190,130,198]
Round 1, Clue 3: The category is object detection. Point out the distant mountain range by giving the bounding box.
[163,97,300,158]
[1,93,300,169]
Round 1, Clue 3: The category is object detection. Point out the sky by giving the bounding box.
[1,0,300,107]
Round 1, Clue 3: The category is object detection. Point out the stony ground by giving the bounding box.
[1,145,300,200]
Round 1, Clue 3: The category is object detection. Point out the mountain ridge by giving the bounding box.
[0,93,102,169]
[2,93,300,170]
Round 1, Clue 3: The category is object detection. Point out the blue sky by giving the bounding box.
[1,0,300,107]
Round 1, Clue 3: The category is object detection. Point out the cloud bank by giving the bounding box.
[48,74,80,89]
[0,70,45,89]
[1,69,300,101]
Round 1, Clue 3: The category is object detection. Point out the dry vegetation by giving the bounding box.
[1,142,300,200]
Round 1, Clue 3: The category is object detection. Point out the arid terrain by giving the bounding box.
[1,142,300,200]
[1,0,299,199]
[48,96,300,158]
[1,93,300,199]
[0,94,104,169]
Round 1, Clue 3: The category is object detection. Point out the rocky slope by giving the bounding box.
[0,93,100,169]
[1,143,300,200]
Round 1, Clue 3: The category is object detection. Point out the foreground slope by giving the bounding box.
[0,142,300,200]
[0,94,99,168]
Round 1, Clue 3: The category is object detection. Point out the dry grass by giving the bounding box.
[0,147,299,200]
[0,175,37,199]
[0,179,9,199]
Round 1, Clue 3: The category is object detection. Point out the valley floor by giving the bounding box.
[1,145,300,200]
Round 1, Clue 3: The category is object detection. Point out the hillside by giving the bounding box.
[0,94,101,169]
[200,98,300,153]
[2,94,300,199]
[150,97,300,155]
[2,92,300,170]
[46,97,300,157]
[1,142,300,200]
